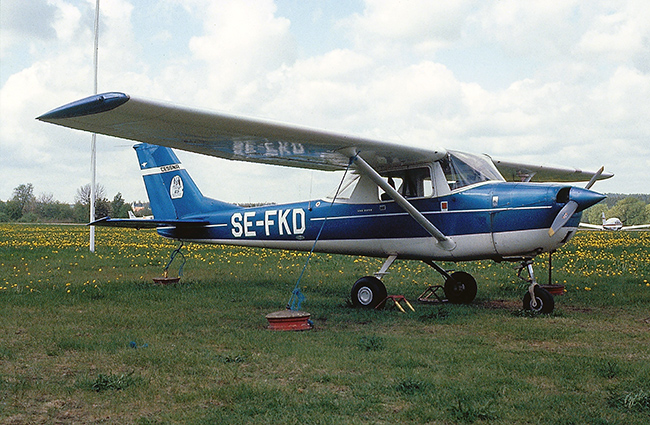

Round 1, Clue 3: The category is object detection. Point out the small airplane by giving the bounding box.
[580,212,650,231]
[128,210,154,220]
[38,92,612,313]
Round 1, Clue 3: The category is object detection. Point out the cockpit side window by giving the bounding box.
[440,151,504,190]
[331,157,500,203]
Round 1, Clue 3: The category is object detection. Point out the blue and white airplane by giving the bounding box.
[38,92,611,313]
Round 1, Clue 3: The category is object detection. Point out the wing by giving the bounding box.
[37,92,446,172]
[491,158,614,183]
[578,222,603,230]
[621,224,650,230]
[38,92,613,182]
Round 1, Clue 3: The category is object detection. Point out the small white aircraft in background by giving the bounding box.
[580,212,650,231]
[128,211,154,220]
[38,92,613,314]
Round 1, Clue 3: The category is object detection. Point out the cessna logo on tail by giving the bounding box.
[170,175,184,199]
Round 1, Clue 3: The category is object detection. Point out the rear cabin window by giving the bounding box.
[330,167,433,203]
[381,167,432,200]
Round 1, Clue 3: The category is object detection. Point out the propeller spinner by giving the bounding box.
[548,167,606,237]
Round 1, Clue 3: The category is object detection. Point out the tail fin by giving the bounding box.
[135,143,233,219]
[601,211,606,226]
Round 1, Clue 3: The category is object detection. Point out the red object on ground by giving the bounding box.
[152,277,181,285]
[266,310,312,331]
[541,284,565,296]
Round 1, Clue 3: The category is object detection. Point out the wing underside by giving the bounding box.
[38,92,445,172]
[492,158,613,183]
[38,92,612,182]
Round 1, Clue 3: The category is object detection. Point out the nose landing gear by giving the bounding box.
[517,259,554,314]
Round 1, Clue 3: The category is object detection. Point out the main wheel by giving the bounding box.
[444,271,477,304]
[351,276,387,309]
[523,285,555,314]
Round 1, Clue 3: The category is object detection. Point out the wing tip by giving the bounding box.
[37,92,130,121]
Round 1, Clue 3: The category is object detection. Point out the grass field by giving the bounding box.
[1,224,649,424]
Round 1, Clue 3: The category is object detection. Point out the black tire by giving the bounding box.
[351,276,387,309]
[444,271,477,304]
[523,285,555,314]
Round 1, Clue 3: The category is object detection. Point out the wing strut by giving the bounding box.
[350,154,456,251]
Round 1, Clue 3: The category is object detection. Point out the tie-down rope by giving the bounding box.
[287,153,359,310]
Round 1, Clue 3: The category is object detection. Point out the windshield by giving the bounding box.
[440,151,504,190]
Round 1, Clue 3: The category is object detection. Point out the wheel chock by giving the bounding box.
[417,285,447,304]
[376,295,415,312]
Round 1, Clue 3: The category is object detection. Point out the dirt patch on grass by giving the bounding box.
[3,398,98,425]
[480,299,520,310]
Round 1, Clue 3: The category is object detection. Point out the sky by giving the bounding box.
[1,0,649,205]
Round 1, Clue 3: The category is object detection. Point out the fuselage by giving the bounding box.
[157,181,583,262]
[602,218,623,231]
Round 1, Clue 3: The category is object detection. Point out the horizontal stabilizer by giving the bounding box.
[89,217,209,229]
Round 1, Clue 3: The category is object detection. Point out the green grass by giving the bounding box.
[1,224,650,423]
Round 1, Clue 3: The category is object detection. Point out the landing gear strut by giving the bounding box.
[350,255,395,308]
[422,259,477,304]
[517,259,554,314]
[350,256,478,309]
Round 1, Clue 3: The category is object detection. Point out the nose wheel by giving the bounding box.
[517,259,555,314]
[523,285,554,313]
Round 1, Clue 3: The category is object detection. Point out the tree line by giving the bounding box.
[1,182,648,226]
[582,195,650,226]
[0,183,151,224]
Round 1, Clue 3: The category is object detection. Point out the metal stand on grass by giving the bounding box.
[153,242,186,285]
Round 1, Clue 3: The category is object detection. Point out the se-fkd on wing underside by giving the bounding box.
[38,92,612,313]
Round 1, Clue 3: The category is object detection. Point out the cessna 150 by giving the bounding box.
[38,92,612,313]
[580,212,650,231]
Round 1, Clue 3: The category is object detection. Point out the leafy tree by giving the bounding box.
[4,200,23,221]
[35,193,75,222]
[0,200,9,222]
[583,202,609,225]
[111,192,132,218]
[73,202,89,223]
[608,197,647,226]
[95,198,111,219]
[11,183,36,218]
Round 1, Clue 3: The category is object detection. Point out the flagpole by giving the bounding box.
[90,0,100,253]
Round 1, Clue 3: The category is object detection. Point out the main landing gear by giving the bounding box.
[517,259,554,314]
[350,256,478,309]
[350,256,555,313]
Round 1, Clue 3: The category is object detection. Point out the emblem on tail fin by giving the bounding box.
[170,175,184,199]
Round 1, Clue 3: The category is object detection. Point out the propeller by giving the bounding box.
[584,166,604,190]
[548,166,605,237]
[549,201,578,236]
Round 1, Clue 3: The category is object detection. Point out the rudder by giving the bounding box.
[135,143,233,219]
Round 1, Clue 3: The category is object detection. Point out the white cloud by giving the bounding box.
[343,0,476,52]
[477,0,585,58]
[183,0,294,108]
[0,0,58,55]
[576,1,650,63]
[2,0,649,205]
